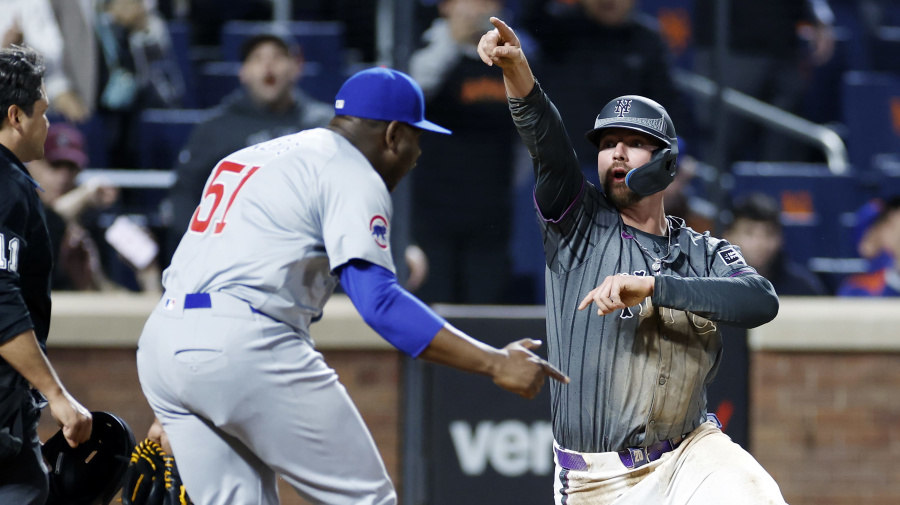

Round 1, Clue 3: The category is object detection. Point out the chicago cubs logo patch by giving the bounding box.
[718,247,746,266]
[370,215,389,249]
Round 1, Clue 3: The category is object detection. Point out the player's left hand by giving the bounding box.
[578,274,655,316]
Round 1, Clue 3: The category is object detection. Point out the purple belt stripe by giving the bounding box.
[555,413,722,471]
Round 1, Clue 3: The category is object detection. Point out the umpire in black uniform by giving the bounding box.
[0,46,92,504]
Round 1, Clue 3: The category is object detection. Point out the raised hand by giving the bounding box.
[578,274,656,316]
[477,17,525,69]
[476,17,535,98]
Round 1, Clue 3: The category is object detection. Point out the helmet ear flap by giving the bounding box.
[624,146,678,197]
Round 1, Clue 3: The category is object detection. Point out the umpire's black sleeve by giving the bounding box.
[0,221,34,345]
[652,274,780,328]
[509,80,585,222]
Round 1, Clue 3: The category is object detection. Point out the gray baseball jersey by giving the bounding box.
[510,82,774,454]
[164,127,396,335]
[139,127,400,505]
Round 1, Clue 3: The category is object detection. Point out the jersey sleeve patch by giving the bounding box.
[717,247,746,266]
[369,215,389,249]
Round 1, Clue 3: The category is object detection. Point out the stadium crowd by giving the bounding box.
[5,0,900,300]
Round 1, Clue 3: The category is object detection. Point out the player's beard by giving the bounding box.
[603,170,641,209]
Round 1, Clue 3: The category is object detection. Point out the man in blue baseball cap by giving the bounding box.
[137,66,568,505]
[328,66,451,191]
[334,66,451,135]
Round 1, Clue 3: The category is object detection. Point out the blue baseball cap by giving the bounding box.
[334,67,451,135]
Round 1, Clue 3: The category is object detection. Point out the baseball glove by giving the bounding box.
[121,439,193,505]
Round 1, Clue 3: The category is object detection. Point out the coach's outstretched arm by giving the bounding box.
[338,260,568,399]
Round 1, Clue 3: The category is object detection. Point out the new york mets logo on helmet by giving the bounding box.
[614,99,632,117]
[370,215,389,249]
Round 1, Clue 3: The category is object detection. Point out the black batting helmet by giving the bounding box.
[42,411,136,505]
[585,95,679,197]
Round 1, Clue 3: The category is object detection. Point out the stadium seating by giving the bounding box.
[167,20,198,108]
[219,20,345,69]
[137,108,216,170]
[730,162,865,261]
[841,71,900,175]
[73,114,109,170]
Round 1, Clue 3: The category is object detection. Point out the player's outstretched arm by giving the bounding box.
[419,326,569,399]
[339,259,568,398]
[477,17,535,99]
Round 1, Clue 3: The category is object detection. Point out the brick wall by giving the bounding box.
[39,346,900,504]
[751,352,900,505]
[38,348,402,505]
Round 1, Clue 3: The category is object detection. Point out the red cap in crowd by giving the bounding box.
[44,123,89,168]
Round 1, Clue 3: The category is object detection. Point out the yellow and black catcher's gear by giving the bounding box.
[121,438,192,505]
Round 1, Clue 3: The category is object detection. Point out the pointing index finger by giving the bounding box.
[490,17,519,46]
[540,359,569,383]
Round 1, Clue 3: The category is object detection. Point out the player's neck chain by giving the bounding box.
[622,221,674,275]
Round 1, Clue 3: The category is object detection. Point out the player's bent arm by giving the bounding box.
[338,259,445,356]
[652,273,779,328]
[0,329,92,446]
[338,260,568,398]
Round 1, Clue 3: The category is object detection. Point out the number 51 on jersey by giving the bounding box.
[189,161,260,235]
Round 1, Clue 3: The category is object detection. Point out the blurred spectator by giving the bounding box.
[837,197,900,297]
[723,193,829,296]
[408,0,520,304]
[27,124,119,290]
[0,0,89,122]
[49,0,96,121]
[521,0,689,167]
[165,34,332,262]
[693,0,835,163]
[96,0,185,168]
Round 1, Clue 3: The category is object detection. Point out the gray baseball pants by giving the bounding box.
[137,292,396,505]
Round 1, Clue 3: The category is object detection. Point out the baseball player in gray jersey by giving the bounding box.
[479,18,788,505]
[135,66,567,505]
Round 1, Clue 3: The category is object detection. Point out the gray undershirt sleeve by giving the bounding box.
[652,273,779,328]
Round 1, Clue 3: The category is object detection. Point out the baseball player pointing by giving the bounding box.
[479,17,787,505]
[136,67,567,505]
